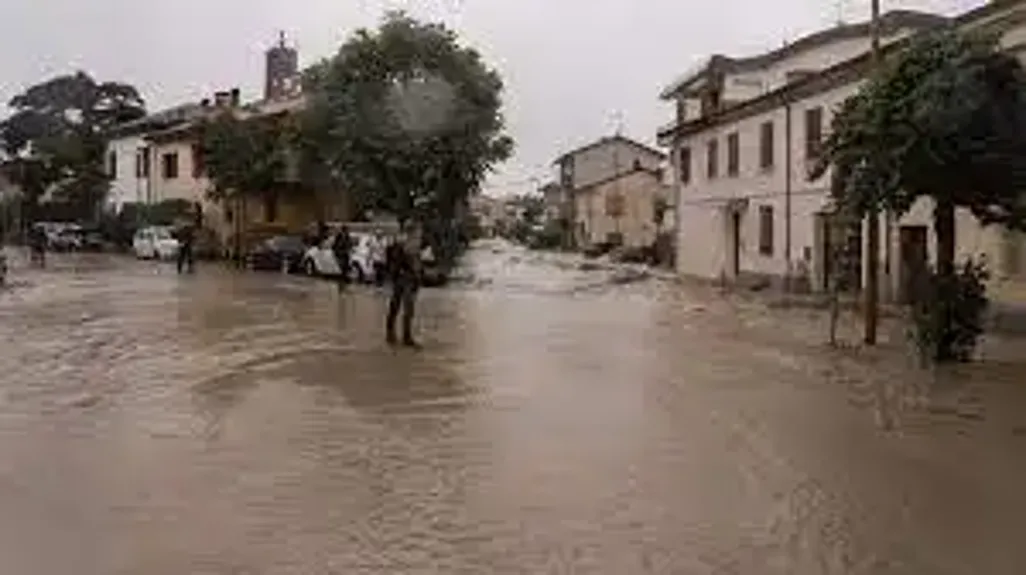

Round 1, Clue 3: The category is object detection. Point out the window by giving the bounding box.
[107,151,117,178]
[137,151,150,178]
[759,121,774,169]
[191,144,205,178]
[706,139,718,179]
[758,205,774,256]
[560,159,574,188]
[726,132,740,177]
[161,152,179,179]
[676,99,687,124]
[678,147,691,184]
[805,107,823,161]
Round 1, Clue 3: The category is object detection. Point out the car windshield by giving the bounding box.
[152,228,172,240]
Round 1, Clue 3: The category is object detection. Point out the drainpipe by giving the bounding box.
[784,100,793,292]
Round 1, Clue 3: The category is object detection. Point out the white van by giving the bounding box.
[133,226,180,260]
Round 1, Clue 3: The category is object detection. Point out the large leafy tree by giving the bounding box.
[197,111,297,202]
[0,72,145,220]
[302,12,514,233]
[811,28,1026,360]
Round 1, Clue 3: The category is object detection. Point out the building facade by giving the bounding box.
[572,168,668,249]
[658,1,1026,300]
[105,102,211,213]
[658,10,944,133]
[554,135,665,191]
[553,135,666,248]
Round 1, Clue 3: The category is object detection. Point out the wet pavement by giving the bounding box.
[1,244,1025,574]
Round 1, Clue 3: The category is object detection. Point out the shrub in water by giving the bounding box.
[909,258,990,364]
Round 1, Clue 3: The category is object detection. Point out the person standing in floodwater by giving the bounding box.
[385,221,423,347]
[28,224,46,268]
[332,225,354,292]
[176,221,195,274]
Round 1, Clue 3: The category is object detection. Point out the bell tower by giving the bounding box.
[264,31,298,101]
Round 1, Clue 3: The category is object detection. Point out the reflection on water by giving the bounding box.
[0,251,1023,573]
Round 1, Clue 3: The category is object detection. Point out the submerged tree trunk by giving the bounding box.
[933,197,957,361]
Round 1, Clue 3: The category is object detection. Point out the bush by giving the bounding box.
[908,258,990,364]
[528,223,563,250]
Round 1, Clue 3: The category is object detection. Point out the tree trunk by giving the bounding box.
[933,197,957,362]
[935,199,956,278]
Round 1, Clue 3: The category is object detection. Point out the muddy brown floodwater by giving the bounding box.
[0,246,1025,574]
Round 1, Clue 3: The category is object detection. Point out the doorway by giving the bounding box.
[728,209,741,278]
[898,225,928,304]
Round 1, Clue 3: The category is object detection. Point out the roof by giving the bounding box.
[658,0,1026,142]
[243,93,307,117]
[108,102,208,139]
[658,9,947,100]
[553,135,666,166]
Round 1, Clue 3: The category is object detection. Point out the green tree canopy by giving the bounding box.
[810,28,1026,361]
[197,111,298,201]
[302,12,514,224]
[810,28,1026,231]
[0,71,145,218]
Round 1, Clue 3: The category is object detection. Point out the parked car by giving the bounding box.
[300,231,377,282]
[247,235,308,273]
[32,222,77,251]
[52,225,84,251]
[79,229,107,252]
[132,226,180,260]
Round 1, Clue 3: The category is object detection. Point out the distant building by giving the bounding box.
[101,34,346,257]
[469,194,501,237]
[105,100,213,213]
[552,135,667,248]
[539,182,565,223]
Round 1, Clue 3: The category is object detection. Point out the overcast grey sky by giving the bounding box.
[1,0,980,196]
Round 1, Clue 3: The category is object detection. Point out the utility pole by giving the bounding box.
[611,112,625,242]
[864,0,881,345]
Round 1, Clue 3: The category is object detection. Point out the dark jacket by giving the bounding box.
[386,241,420,284]
[332,231,353,259]
[175,225,195,246]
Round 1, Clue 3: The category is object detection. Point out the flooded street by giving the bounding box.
[1,244,1025,574]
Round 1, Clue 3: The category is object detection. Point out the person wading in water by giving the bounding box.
[385,221,423,347]
[28,223,47,268]
[176,221,195,274]
[176,202,202,275]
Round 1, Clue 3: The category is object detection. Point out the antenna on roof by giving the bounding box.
[278,30,286,48]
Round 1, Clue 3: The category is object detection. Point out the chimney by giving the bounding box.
[213,91,231,107]
[230,88,240,107]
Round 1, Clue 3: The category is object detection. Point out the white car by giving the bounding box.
[133,226,180,260]
[301,232,376,282]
